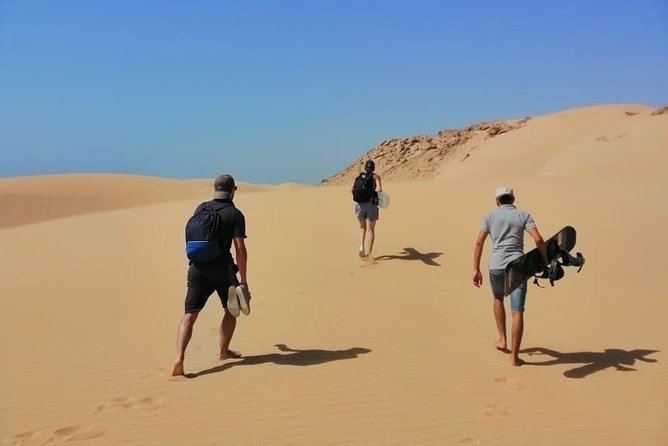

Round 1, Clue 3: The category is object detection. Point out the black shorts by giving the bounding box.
[184,261,239,313]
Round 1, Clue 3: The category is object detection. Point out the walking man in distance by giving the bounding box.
[352,160,383,259]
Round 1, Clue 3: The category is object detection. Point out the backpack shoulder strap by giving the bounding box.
[197,201,232,213]
[209,201,232,213]
[193,202,209,215]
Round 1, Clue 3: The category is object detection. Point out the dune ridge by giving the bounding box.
[323,103,665,185]
[0,175,286,230]
[322,117,530,185]
[0,174,214,229]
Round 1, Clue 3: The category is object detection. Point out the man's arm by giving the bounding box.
[472,231,488,287]
[233,237,248,285]
[374,174,383,192]
[527,227,548,264]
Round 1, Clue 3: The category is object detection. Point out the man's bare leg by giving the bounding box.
[358,220,367,258]
[366,220,376,258]
[219,309,241,360]
[493,298,508,351]
[172,311,199,376]
[510,311,524,366]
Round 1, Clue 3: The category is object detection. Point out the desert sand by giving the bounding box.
[1,104,666,445]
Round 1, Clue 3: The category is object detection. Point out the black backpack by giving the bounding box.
[185,202,230,262]
[352,172,375,203]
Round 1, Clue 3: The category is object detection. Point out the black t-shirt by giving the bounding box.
[193,199,246,263]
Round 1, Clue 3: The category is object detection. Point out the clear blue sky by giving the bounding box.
[1,1,667,184]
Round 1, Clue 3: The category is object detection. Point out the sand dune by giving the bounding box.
[0,175,284,230]
[0,174,214,229]
[322,117,530,185]
[438,104,667,181]
[323,103,666,185]
[1,104,666,445]
[186,178,277,193]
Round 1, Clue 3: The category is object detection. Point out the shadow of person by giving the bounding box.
[522,347,659,379]
[375,247,443,266]
[186,344,372,379]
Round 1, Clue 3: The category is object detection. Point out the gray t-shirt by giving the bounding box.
[480,204,536,269]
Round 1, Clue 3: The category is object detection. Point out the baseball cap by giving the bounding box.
[213,174,236,199]
[495,186,514,199]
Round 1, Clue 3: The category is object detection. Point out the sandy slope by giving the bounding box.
[0,174,214,230]
[437,104,665,181]
[0,175,278,230]
[1,104,666,445]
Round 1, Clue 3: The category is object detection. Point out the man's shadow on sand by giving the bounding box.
[186,344,371,379]
[375,247,442,266]
[522,347,659,379]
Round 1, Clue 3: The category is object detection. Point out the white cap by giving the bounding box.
[495,186,514,198]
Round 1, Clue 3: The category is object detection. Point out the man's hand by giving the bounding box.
[473,270,483,287]
[472,231,488,287]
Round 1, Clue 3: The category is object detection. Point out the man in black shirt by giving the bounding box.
[172,174,249,376]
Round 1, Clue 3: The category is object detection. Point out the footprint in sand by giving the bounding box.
[43,425,106,444]
[595,134,628,142]
[482,402,508,418]
[360,259,379,268]
[13,431,41,440]
[493,376,524,390]
[94,396,163,414]
[141,368,170,380]
[0,430,41,446]
[458,437,481,444]
[140,372,163,380]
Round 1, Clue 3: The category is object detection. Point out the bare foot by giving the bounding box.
[511,357,525,367]
[171,361,184,376]
[358,249,366,259]
[496,339,508,353]
[220,350,242,360]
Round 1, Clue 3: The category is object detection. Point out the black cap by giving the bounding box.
[213,174,236,199]
[364,160,375,173]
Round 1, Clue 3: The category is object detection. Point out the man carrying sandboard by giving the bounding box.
[472,186,547,366]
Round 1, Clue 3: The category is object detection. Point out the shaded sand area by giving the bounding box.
[1,105,666,445]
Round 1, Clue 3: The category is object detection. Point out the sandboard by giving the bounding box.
[377,191,390,209]
[504,226,576,296]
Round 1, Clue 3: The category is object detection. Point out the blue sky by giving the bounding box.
[1,1,667,184]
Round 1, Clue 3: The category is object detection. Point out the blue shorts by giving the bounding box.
[489,269,526,312]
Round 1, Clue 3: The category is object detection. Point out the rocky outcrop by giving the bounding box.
[650,105,668,116]
[321,117,530,185]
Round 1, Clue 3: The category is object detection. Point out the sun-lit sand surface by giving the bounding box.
[1,104,666,445]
